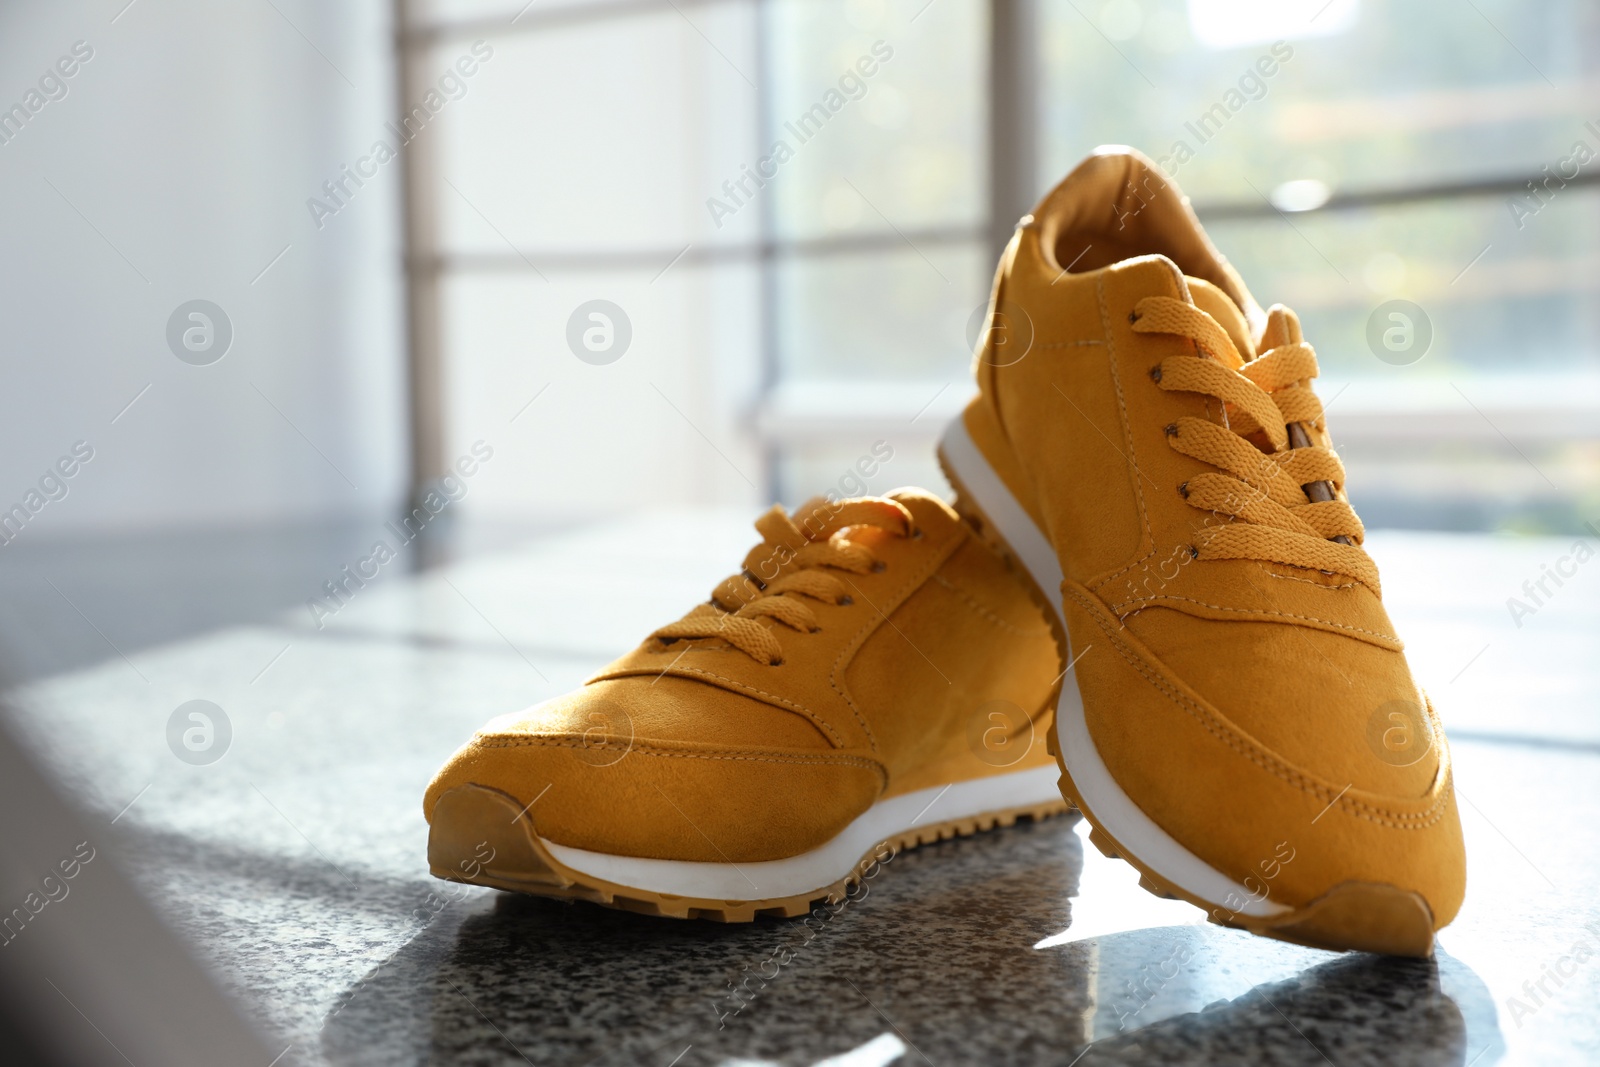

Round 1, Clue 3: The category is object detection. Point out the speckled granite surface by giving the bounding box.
[4,516,1597,1065]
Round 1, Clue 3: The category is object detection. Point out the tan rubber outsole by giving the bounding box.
[428,783,1071,923]
[937,442,1437,958]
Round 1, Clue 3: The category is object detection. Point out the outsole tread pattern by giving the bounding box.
[432,794,1072,924]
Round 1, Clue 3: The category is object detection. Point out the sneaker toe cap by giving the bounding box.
[423,683,884,864]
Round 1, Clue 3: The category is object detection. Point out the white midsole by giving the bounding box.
[543,764,1062,901]
[939,415,1287,919]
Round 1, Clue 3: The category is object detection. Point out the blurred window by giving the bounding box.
[408,0,1600,531]
[1037,0,1600,531]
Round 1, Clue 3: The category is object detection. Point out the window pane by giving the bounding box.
[773,242,988,382]
[766,0,984,242]
[1340,436,1599,533]
[776,438,951,509]
[1201,190,1600,380]
[439,266,765,516]
[1040,0,1600,201]
[416,0,618,23]
[429,6,757,252]
[1198,190,1600,532]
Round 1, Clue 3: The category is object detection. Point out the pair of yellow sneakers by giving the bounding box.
[425,148,1464,957]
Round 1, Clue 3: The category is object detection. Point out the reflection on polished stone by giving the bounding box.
[321,815,1500,1067]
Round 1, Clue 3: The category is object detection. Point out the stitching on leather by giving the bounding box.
[1038,339,1105,350]
[931,573,1049,636]
[1095,270,1159,589]
[617,667,846,747]
[830,527,963,754]
[1065,584,1448,829]
[477,736,884,775]
[1265,569,1359,591]
[1104,593,1400,643]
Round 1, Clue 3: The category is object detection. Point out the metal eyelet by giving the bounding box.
[1128,310,1142,324]
[911,528,924,540]
[769,659,784,667]
[1177,482,1189,498]
[1164,423,1180,437]
[871,561,887,573]
[838,596,854,606]
[1149,365,1162,383]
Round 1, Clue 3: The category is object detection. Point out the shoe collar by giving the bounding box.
[1022,145,1267,347]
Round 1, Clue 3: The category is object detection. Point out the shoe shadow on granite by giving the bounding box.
[323,815,1092,1066]
[1069,941,1500,1067]
[320,815,1499,1067]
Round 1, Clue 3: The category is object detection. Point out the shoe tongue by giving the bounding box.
[1186,276,1255,363]
[1257,304,1304,351]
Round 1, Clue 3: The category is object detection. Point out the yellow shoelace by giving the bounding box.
[1132,295,1379,592]
[648,496,915,666]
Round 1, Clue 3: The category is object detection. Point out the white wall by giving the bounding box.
[428,0,769,524]
[0,0,407,537]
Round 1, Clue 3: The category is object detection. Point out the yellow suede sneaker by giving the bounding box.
[938,147,1465,956]
[425,490,1067,920]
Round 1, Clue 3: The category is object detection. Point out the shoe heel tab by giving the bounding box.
[1030,148,1170,270]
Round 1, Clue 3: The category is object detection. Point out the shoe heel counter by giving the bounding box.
[965,221,1059,534]
[971,222,1027,410]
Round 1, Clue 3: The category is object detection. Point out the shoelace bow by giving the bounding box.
[648,496,915,665]
[1132,295,1379,592]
